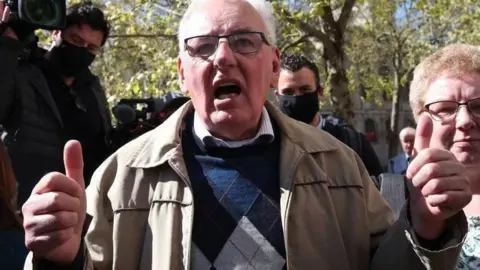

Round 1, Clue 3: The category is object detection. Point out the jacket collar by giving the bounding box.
[126,101,339,169]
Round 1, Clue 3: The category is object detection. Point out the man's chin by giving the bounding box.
[210,110,238,124]
[207,111,261,139]
[455,151,480,166]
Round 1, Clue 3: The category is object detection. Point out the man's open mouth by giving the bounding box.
[214,83,242,100]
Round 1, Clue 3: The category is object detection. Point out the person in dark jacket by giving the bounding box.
[0,1,112,207]
[276,54,383,177]
[0,140,28,270]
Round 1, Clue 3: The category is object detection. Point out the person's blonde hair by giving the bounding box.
[410,44,480,120]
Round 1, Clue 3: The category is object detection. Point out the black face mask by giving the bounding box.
[47,40,96,77]
[279,91,319,124]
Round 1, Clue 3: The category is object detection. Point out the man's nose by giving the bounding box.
[213,39,236,69]
[456,106,476,130]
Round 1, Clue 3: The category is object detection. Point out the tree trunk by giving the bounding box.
[389,58,402,158]
[324,44,355,124]
[328,63,354,123]
[279,1,356,124]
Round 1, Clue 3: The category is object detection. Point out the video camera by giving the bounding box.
[4,0,66,29]
[111,93,190,148]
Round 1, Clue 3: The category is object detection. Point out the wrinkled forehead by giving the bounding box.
[184,1,266,37]
[424,72,480,104]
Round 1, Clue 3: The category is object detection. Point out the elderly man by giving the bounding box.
[389,127,416,175]
[22,0,470,269]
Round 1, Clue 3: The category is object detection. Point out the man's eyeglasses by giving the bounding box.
[424,97,480,121]
[184,31,270,58]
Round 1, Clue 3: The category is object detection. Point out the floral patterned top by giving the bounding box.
[457,216,480,269]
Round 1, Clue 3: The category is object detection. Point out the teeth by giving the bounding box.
[219,82,237,87]
[218,93,239,99]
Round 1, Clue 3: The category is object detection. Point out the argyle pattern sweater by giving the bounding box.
[182,116,286,270]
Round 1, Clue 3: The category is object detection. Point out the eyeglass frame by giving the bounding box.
[423,97,480,121]
[183,31,270,58]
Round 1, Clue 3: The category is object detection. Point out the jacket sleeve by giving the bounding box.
[359,133,384,176]
[0,36,23,122]
[359,154,467,269]
[92,76,114,154]
[93,77,113,130]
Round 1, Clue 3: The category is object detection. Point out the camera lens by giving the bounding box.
[21,0,62,26]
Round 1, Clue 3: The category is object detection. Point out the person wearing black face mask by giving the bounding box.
[38,2,113,187]
[277,90,319,124]
[46,37,96,77]
[0,1,113,208]
[276,54,383,178]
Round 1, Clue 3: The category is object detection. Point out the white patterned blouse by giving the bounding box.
[457,216,480,270]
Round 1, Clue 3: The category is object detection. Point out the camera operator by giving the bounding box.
[0,1,113,208]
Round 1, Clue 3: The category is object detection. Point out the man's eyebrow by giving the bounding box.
[279,87,293,92]
[230,27,255,34]
[299,84,313,89]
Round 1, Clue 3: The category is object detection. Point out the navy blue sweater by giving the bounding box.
[182,116,286,269]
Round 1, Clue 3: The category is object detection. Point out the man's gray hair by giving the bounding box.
[177,0,277,52]
[399,127,415,139]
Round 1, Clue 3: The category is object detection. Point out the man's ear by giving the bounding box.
[177,57,188,94]
[51,30,63,46]
[52,30,61,41]
[270,47,281,88]
[317,86,324,96]
[274,89,280,101]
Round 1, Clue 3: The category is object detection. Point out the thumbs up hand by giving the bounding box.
[22,140,86,264]
[406,115,472,239]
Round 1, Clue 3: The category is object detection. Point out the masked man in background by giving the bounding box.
[276,53,383,177]
[0,1,112,207]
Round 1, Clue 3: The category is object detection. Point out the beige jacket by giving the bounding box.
[27,102,466,270]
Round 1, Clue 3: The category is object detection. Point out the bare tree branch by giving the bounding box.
[109,33,177,39]
[321,5,337,31]
[278,32,298,50]
[279,8,334,51]
[280,34,309,53]
[338,0,356,33]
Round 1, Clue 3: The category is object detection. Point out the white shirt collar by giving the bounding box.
[193,107,275,148]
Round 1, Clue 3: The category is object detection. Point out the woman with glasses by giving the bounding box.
[410,44,480,269]
[0,140,28,269]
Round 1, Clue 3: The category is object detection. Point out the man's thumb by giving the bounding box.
[64,140,84,188]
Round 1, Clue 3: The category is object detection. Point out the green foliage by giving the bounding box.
[346,0,480,107]
[93,0,188,103]
[34,0,480,114]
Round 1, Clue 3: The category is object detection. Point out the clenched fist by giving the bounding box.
[22,140,86,264]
